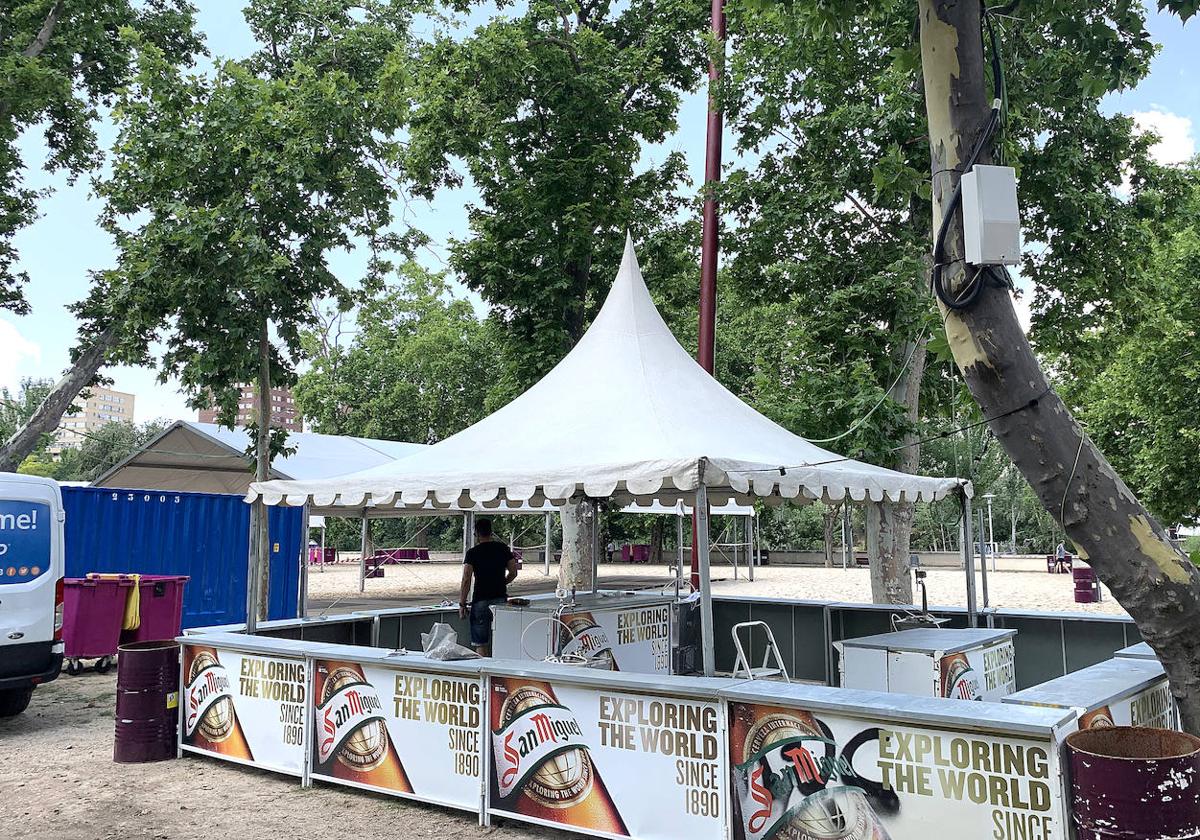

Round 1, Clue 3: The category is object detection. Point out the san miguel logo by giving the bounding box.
[493,686,592,805]
[316,667,388,769]
[184,651,235,740]
[940,655,982,701]
[559,613,616,668]
[733,712,892,840]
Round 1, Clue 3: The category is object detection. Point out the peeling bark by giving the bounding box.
[822,504,838,569]
[558,496,594,592]
[868,502,911,604]
[918,0,1200,732]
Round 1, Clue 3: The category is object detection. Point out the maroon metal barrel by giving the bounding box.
[1067,726,1200,838]
[1074,565,1100,603]
[114,640,181,763]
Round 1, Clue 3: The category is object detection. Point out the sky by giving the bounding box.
[1,3,1196,424]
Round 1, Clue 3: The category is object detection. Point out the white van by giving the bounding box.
[0,473,65,716]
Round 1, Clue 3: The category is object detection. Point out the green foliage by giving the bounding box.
[0,377,54,450]
[1159,1,1198,21]
[721,1,945,460]
[296,263,504,443]
[16,454,56,477]
[721,0,1167,474]
[0,0,202,312]
[1062,165,1200,525]
[77,1,420,461]
[400,0,709,387]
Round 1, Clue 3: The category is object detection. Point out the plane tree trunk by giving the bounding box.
[918,0,1200,732]
[0,324,120,472]
[254,322,271,621]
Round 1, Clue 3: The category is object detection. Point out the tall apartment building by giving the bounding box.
[54,386,137,451]
[198,384,302,432]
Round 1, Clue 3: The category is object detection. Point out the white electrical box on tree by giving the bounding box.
[961,164,1021,265]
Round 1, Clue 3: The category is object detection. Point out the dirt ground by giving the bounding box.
[0,671,552,840]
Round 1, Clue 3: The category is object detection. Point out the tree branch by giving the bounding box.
[530,35,581,73]
[23,0,64,58]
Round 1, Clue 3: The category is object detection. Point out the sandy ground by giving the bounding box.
[0,671,553,840]
[306,559,1127,617]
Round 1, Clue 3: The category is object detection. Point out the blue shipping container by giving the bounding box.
[61,486,305,628]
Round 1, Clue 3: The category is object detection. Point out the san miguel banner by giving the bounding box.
[729,702,1064,840]
[181,644,307,776]
[556,605,671,674]
[310,659,482,810]
[1077,679,1175,730]
[940,642,1016,702]
[488,676,725,840]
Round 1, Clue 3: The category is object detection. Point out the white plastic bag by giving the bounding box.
[421,622,480,660]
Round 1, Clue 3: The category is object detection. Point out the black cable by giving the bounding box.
[738,385,1054,476]
[929,1,1011,311]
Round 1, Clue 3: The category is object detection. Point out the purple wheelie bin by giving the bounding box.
[124,575,189,643]
[87,574,189,643]
[62,577,135,675]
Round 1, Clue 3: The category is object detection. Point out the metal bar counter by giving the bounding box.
[718,679,1074,840]
[1003,657,1175,729]
[1114,641,1156,660]
[178,629,1080,840]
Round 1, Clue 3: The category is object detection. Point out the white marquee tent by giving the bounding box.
[250,238,967,512]
[250,237,972,672]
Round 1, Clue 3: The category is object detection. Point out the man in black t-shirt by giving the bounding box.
[458,518,518,655]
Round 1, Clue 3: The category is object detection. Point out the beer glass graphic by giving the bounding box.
[787,787,894,840]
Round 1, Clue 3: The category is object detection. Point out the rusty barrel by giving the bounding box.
[114,640,181,763]
[1067,726,1200,838]
[1073,565,1100,603]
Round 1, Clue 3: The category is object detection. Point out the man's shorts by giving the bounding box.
[470,597,507,646]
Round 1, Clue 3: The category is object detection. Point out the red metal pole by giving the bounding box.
[692,0,726,591]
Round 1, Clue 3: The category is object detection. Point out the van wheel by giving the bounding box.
[0,687,33,718]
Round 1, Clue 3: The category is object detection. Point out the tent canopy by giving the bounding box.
[250,238,967,511]
[94,420,426,495]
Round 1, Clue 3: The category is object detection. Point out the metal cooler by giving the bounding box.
[835,627,1017,700]
[491,591,676,674]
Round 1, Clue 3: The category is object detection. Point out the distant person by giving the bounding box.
[458,518,518,656]
[1056,542,1067,560]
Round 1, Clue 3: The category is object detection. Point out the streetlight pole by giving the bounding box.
[983,493,996,570]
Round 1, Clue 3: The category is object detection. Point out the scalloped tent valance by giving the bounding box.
[249,236,969,512]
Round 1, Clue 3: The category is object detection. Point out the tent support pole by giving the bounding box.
[676,512,685,598]
[962,494,978,627]
[544,512,552,576]
[463,511,475,555]
[696,485,715,676]
[319,523,325,573]
[747,513,755,582]
[977,507,991,612]
[298,504,309,618]
[590,499,600,595]
[359,514,369,594]
[842,504,851,569]
[246,506,260,634]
